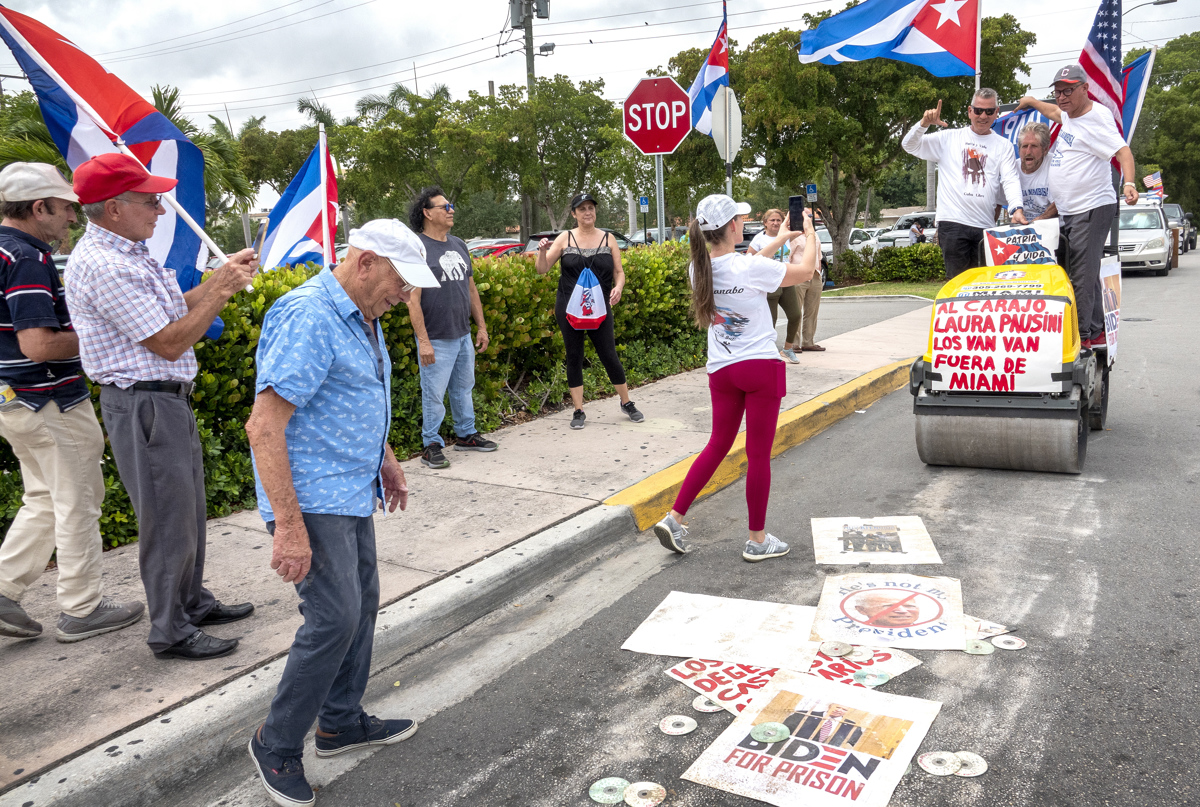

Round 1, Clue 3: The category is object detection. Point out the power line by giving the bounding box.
[92,0,328,56]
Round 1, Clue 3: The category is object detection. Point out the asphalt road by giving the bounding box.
[201,257,1197,807]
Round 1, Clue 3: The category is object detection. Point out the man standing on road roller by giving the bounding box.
[902,89,1027,279]
[1018,64,1139,350]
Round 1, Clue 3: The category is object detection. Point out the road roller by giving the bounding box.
[908,260,1110,474]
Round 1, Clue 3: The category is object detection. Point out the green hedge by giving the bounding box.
[0,243,706,548]
[836,243,946,284]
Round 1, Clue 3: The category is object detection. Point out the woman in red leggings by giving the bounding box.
[655,194,817,561]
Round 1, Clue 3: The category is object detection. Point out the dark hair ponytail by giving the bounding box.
[688,218,715,329]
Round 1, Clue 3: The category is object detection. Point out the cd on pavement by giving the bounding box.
[954,751,988,777]
[692,695,724,713]
[918,751,963,776]
[750,722,792,743]
[659,715,697,735]
[964,639,995,655]
[845,646,875,662]
[852,670,891,687]
[624,781,667,807]
[990,635,1026,651]
[820,641,852,657]
[589,778,631,804]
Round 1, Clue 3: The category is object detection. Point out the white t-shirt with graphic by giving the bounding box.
[1047,106,1126,216]
[996,158,1056,221]
[692,253,785,374]
[902,124,1023,230]
[748,231,791,262]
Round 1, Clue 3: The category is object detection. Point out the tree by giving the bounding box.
[1128,34,1200,213]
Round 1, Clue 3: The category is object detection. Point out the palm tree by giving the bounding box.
[151,85,253,211]
[0,91,68,171]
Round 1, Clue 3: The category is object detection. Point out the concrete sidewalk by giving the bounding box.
[0,300,930,801]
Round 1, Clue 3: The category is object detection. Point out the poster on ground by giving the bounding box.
[622,591,819,673]
[1100,255,1120,363]
[964,615,1010,641]
[810,516,941,565]
[665,648,922,716]
[681,671,941,807]
[810,574,966,651]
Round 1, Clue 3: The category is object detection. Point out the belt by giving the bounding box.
[128,380,195,395]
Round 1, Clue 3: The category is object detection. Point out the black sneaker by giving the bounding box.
[621,401,645,422]
[454,432,498,452]
[421,443,450,468]
[570,409,586,430]
[249,729,314,807]
[314,713,419,758]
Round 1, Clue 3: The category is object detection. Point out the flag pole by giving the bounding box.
[975,0,982,93]
[318,122,332,268]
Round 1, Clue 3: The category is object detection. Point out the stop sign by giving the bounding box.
[623,77,691,156]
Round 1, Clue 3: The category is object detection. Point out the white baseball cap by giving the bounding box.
[695,194,751,232]
[348,219,440,288]
[0,162,78,204]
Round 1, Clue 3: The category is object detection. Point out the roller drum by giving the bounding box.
[915,408,1087,474]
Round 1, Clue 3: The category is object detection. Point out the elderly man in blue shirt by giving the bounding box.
[244,219,439,807]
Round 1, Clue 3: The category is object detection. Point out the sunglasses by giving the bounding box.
[1053,86,1079,97]
[426,202,454,213]
[969,106,998,116]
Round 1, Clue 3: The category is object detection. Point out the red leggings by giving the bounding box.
[672,359,785,531]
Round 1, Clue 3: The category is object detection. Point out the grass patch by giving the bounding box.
[823,281,944,299]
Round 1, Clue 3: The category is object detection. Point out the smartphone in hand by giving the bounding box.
[788,195,806,233]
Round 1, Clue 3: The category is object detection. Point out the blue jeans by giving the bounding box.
[419,333,477,447]
[261,513,378,757]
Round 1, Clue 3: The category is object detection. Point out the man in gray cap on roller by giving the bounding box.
[0,162,144,643]
[245,219,439,807]
[1019,64,1138,349]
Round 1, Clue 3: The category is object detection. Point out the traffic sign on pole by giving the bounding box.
[806,183,818,202]
[711,86,742,197]
[638,195,650,213]
[623,77,691,244]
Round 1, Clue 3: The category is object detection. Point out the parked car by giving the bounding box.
[1119,202,1173,276]
[814,227,877,263]
[522,229,633,254]
[465,237,520,250]
[53,254,68,276]
[876,212,938,248]
[629,226,690,245]
[470,242,524,259]
[1161,203,1195,253]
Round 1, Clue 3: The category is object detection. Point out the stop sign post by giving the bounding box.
[624,77,690,244]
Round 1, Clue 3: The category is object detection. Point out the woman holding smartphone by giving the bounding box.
[654,194,818,561]
[747,209,803,363]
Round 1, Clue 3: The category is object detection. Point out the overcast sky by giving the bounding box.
[2,0,1193,134]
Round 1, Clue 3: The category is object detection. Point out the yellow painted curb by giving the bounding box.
[604,358,916,531]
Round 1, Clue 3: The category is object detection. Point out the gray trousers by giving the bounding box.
[100,385,213,652]
[1062,203,1118,341]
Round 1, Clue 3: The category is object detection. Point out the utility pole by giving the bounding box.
[520,0,536,240]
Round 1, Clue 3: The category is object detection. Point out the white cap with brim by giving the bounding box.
[348,219,441,288]
[0,162,78,204]
[695,194,751,231]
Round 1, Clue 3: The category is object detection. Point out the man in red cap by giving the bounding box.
[65,152,259,661]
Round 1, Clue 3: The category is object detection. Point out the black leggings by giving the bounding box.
[554,292,627,389]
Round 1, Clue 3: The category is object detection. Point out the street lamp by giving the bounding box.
[1123,0,1176,16]
[538,42,555,56]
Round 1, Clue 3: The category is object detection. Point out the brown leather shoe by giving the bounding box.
[801,344,826,352]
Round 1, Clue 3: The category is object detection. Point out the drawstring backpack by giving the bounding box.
[564,231,608,329]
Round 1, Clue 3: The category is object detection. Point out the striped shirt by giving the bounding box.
[0,226,88,410]
[65,222,198,387]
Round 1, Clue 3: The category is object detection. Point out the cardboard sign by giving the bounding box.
[622,591,819,673]
[681,671,941,807]
[810,574,966,651]
[983,220,1061,266]
[929,296,1066,393]
[810,516,941,565]
[1100,255,1120,363]
[665,649,922,716]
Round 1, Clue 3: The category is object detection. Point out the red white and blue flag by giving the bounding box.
[259,128,338,271]
[991,107,1061,160]
[564,266,607,330]
[798,0,978,78]
[687,2,729,136]
[1078,0,1156,143]
[0,6,208,292]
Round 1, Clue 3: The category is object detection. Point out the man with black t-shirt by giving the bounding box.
[406,187,497,469]
[0,162,144,643]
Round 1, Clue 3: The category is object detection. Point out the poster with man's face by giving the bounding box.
[810,574,966,651]
[681,671,941,807]
[810,516,942,565]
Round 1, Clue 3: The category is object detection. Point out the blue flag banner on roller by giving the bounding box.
[991,107,1061,160]
[797,0,978,79]
[686,0,729,136]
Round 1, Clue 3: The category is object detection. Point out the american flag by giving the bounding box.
[1080,0,1124,124]
[1144,171,1163,189]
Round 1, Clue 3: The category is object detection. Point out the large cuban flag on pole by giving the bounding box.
[259,124,338,271]
[687,1,729,137]
[0,6,211,292]
[798,0,978,79]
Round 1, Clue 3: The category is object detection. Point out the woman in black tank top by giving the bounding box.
[535,193,645,430]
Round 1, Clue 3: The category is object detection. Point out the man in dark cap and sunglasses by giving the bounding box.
[903,89,1026,278]
[1018,64,1138,350]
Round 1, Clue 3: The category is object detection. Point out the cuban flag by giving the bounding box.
[564,266,607,330]
[259,128,338,271]
[687,2,729,136]
[0,6,208,292]
[992,107,1061,160]
[1119,49,1155,143]
[798,0,978,79]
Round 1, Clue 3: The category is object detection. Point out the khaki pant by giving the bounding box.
[795,272,823,348]
[0,400,105,617]
[766,285,802,345]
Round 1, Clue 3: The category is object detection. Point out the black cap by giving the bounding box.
[570,192,598,211]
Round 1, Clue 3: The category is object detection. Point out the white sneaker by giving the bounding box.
[742,534,790,562]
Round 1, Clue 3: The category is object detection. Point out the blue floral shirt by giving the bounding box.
[253,268,391,521]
